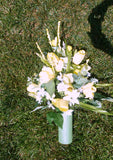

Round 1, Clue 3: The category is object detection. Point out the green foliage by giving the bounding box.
[79,102,113,116]
[73,74,89,88]
[41,79,55,97]
[47,111,63,128]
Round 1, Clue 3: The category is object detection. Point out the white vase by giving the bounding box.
[58,110,73,144]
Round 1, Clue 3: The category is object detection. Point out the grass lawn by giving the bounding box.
[0,0,113,159]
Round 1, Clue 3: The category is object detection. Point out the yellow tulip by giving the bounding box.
[27,83,40,99]
[47,52,59,66]
[52,98,69,112]
[27,83,39,93]
[47,52,64,72]
[73,50,85,65]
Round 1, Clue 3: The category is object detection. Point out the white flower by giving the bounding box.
[62,41,66,50]
[35,95,42,104]
[47,52,59,66]
[55,59,64,72]
[45,92,51,100]
[47,101,55,109]
[28,92,38,100]
[33,88,46,102]
[63,73,74,84]
[57,82,67,92]
[27,83,39,93]
[87,72,91,77]
[61,57,68,64]
[91,78,98,83]
[45,92,55,101]
[57,82,73,93]
[81,82,97,99]
[63,90,80,106]
[57,73,63,81]
[38,88,46,97]
[39,66,55,84]
[47,52,64,72]
[27,77,32,82]
[27,83,51,103]
[27,83,44,103]
[60,57,68,69]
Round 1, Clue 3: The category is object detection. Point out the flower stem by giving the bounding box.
[46,29,52,46]
[95,83,113,88]
[57,21,61,47]
[36,42,45,59]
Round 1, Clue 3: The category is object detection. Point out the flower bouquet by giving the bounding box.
[27,21,113,144]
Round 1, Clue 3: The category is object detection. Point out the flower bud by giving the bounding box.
[73,50,85,65]
[67,45,72,52]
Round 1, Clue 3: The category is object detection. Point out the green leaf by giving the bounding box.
[46,112,63,128]
[79,98,102,108]
[73,74,88,88]
[95,83,113,88]
[94,93,113,102]
[54,112,63,128]
[94,92,106,100]
[79,102,113,116]
[42,79,55,97]
[46,112,54,124]
[101,97,113,102]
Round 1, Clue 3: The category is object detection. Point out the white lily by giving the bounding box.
[39,66,55,84]
[57,82,73,93]
[63,73,74,84]
[55,59,64,72]
[63,90,80,106]
[81,82,97,99]
[27,83,39,93]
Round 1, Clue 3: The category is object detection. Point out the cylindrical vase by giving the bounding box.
[58,110,73,144]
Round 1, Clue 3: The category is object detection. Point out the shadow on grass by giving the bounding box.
[88,0,113,56]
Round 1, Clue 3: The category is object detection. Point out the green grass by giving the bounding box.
[0,0,113,159]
